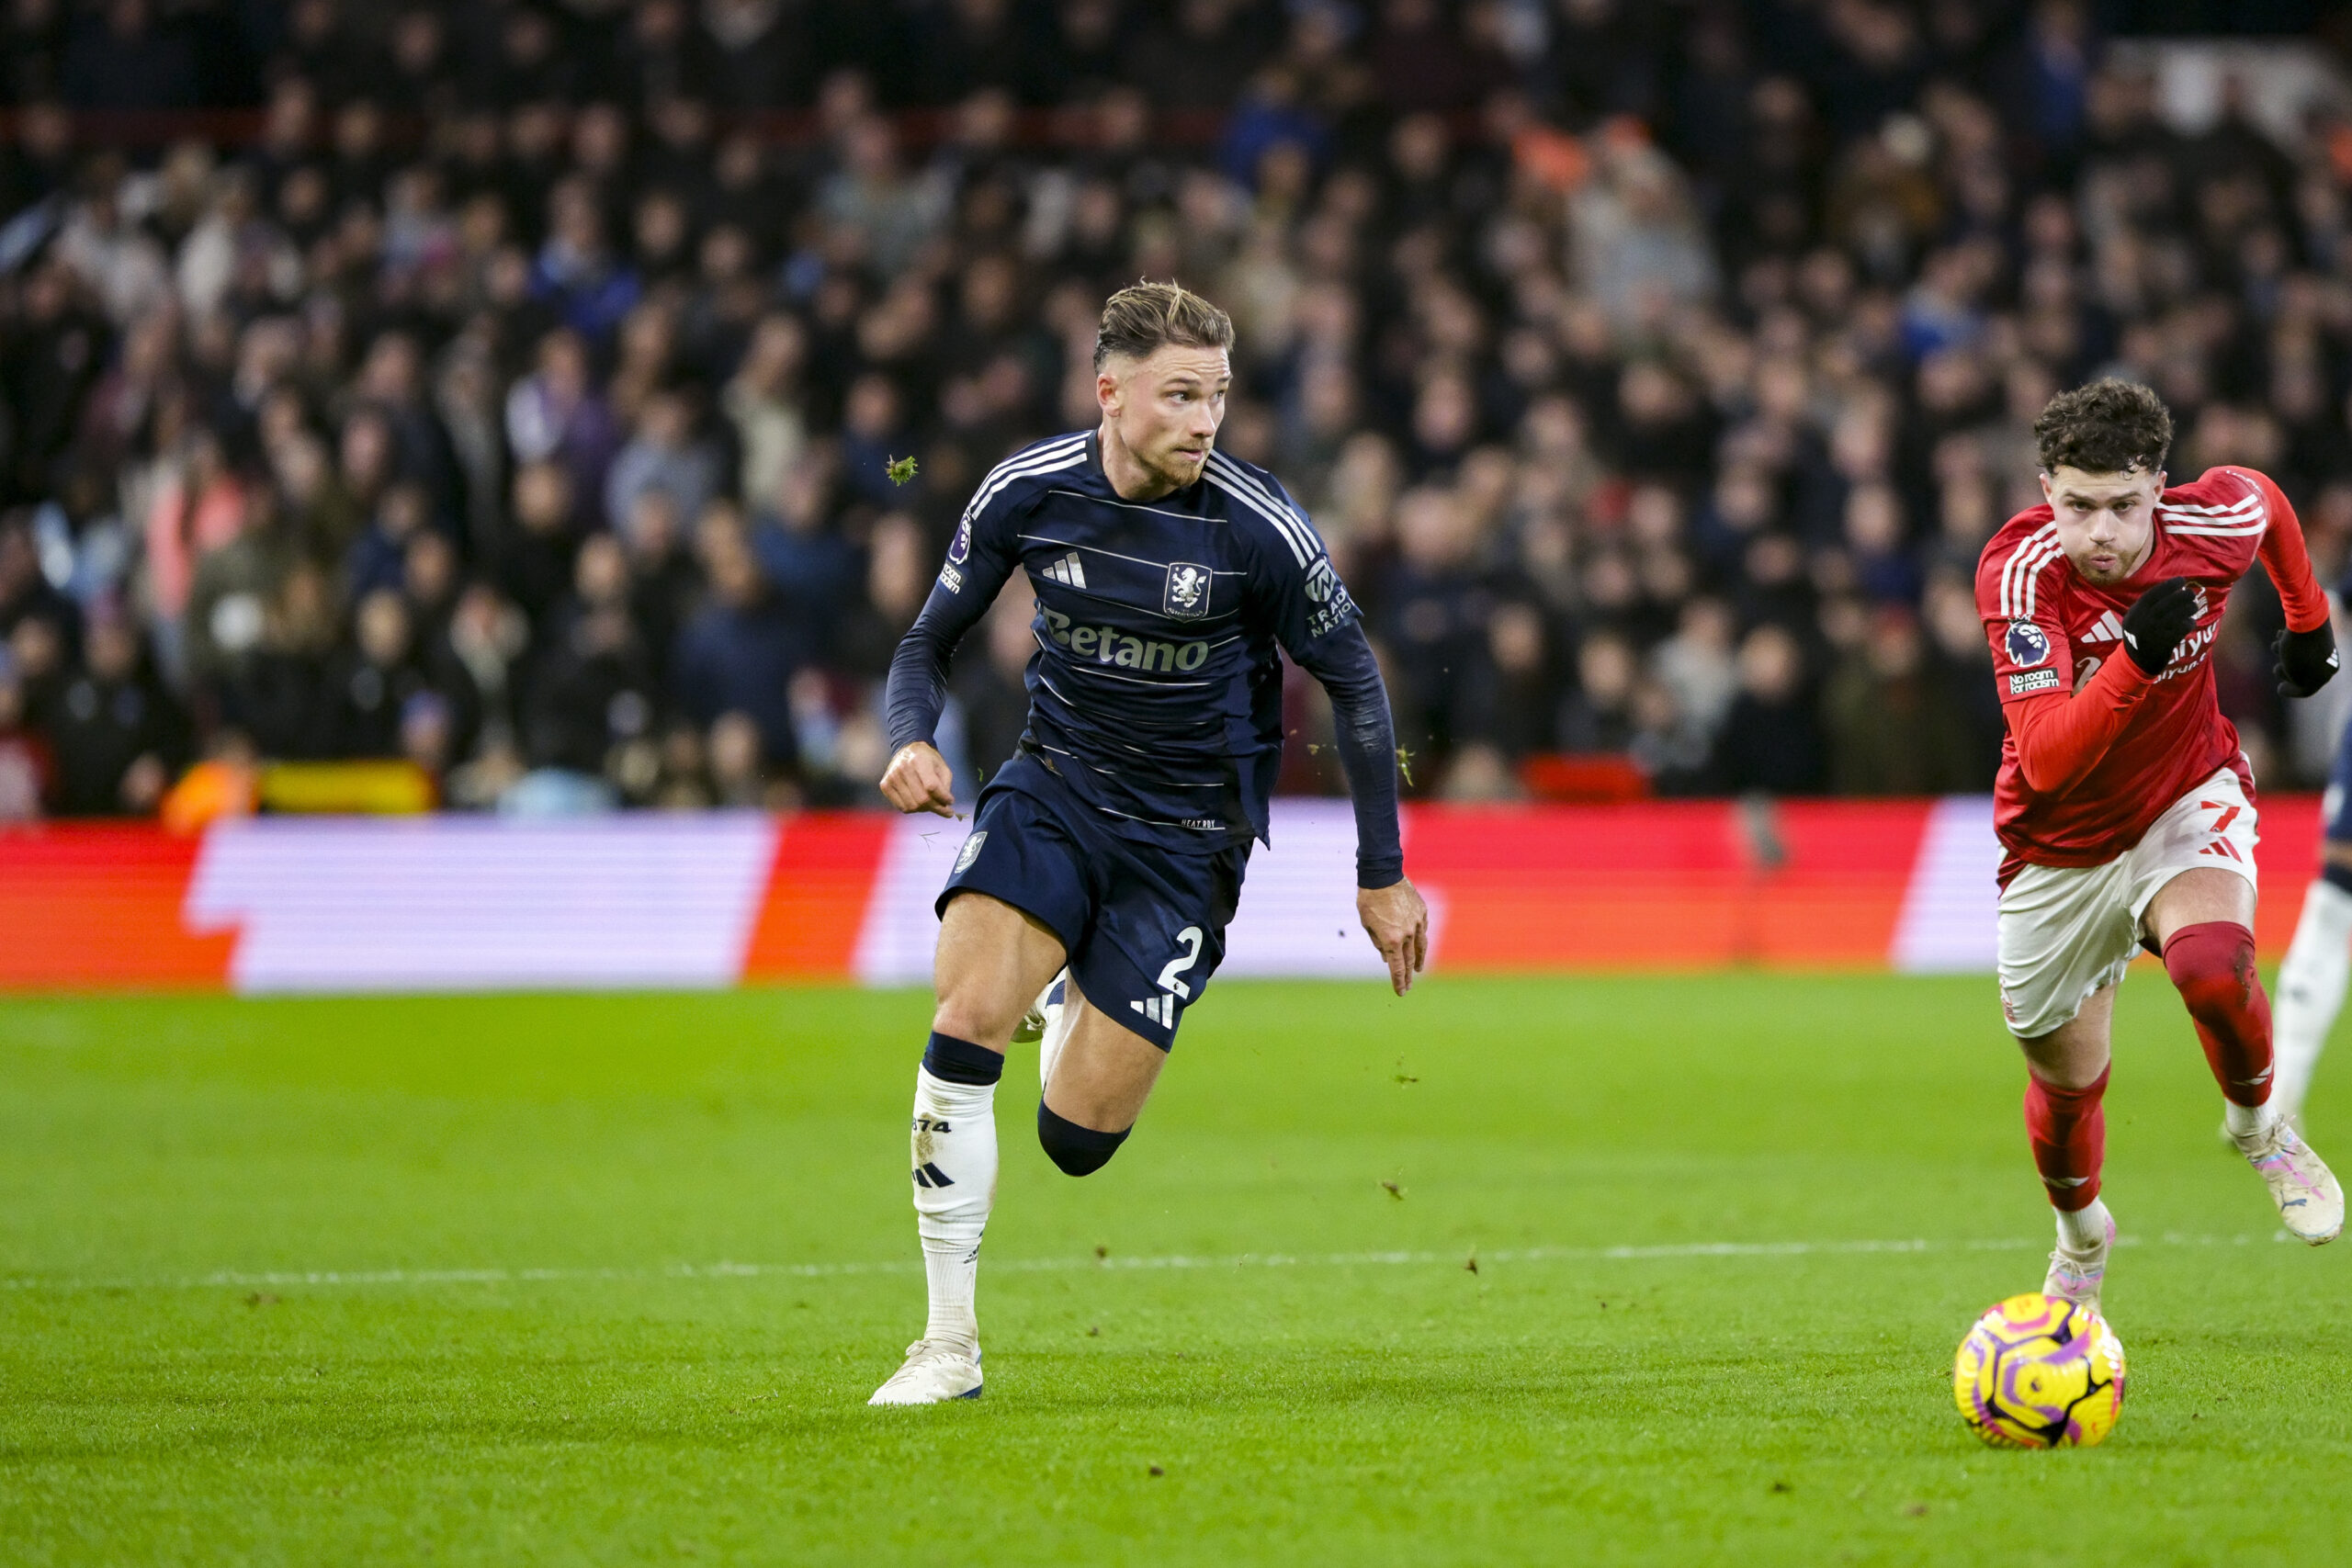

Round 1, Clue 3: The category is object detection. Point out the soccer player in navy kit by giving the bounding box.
[2272,575,2352,1132]
[867,282,1429,1404]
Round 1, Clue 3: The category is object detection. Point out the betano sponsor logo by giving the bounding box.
[1040,607,1211,671]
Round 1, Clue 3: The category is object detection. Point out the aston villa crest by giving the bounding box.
[1163,561,1211,619]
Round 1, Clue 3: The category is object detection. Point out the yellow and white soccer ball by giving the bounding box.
[1953,1292,2127,1449]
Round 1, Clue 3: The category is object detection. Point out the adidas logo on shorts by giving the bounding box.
[1130,994,1178,1027]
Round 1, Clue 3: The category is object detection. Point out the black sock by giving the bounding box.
[922,1032,1003,1086]
[1036,1100,1128,1176]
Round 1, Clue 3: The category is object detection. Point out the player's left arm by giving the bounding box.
[2242,468,2340,697]
[1295,621,1427,994]
[1247,475,1427,995]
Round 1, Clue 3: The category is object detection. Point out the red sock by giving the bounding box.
[2024,1067,2108,1212]
[2162,920,2276,1107]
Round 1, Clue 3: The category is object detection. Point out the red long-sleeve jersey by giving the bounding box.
[1974,466,2328,881]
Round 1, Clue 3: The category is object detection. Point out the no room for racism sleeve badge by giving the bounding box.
[2005,620,2060,694]
[939,517,972,593]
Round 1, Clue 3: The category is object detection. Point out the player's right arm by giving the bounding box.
[878,478,1026,817]
[1978,555,2198,795]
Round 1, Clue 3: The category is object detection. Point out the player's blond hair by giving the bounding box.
[1093,280,1234,372]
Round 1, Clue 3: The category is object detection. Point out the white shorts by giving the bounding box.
[1996,766,2258,1039]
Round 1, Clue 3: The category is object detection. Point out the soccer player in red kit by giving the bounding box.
[1978,378,2346,1311]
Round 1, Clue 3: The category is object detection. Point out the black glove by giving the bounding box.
[2120,577,2199,677]
[2276,622,2340,699]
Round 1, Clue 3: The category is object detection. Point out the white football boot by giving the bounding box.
[868,1340,983,1405]
[2042,1209,2116,1314]
[1011,977,1054,1044]
[2218,1106,2305,1144]
[1035,970,1073,1091]
[2234,1117,2346,1244]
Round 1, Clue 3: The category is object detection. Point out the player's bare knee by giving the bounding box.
[930,964,1028,1048]
[2016,1024,2109,1090]
[1037,1100,1128,1177]
[931,993,1019,1050]
[2023,1055,2109,1092]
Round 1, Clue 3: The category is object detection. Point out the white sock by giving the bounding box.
[2223,1098,2277,1142]
[2275,878,2352,1120]
[1038,972,1076,1093]
[2055,1197,2111,1253]
[910,1065,997,1351]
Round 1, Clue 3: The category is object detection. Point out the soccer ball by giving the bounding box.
[1952,1292,2127,1449]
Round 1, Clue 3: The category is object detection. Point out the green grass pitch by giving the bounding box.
[3,973,2348,1565]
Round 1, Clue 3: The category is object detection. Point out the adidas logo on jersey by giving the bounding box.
[1041,551,1088,589]
[2081,610,2125,644]
[1130,993,1179,1027]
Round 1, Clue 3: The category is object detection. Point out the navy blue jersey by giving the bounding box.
[887,431,1400,881]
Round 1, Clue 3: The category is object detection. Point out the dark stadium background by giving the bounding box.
[5,0,2352,819]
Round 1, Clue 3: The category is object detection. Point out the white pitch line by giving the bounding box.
[0,1231,2291,1295]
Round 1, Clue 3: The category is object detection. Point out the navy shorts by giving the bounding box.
[937,763,1248,1051]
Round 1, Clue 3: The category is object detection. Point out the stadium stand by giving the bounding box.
[2,0,2349,818]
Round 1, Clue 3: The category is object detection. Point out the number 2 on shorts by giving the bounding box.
[1157,926,1204,999]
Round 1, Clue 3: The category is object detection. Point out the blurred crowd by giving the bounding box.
[5,0,2352,818]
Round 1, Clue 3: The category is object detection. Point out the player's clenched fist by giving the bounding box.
[2273,623,2339,699]
[879,741,957,817]
[2120,576,2199,675]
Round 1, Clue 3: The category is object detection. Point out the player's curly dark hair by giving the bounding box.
[2033,378,2173,476]
[1093,279,1234,371]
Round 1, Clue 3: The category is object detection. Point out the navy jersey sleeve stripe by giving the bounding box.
[1206,452,1320,563]
[962,435,1091,524]
[1202,470,1309,565]
[971,432,1089,493]
[1203,453,1313,558]
[1216,453,1324,562]
[1210,452,1319,542]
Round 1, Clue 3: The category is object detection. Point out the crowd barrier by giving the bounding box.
[0,797,2324,993]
